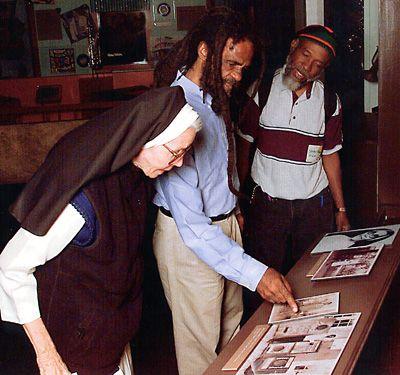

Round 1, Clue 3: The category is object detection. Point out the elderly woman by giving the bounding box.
[0,86,201,375]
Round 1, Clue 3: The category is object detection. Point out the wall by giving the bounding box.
[305,0,324,24]
[0,119,85,184]
[364,0,379,113]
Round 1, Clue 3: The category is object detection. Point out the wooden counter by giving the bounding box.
[204,234,400,375]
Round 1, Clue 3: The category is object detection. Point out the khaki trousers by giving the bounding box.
[153,211,243,375]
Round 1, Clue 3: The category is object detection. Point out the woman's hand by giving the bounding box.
[36,347,71,374]
[23,318,72,374]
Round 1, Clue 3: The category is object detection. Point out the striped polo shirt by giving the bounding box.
[239,68,343,200]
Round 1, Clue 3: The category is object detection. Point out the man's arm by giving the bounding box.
[322,152,351,231]
[236,135,254,188]
[156,155,297,311]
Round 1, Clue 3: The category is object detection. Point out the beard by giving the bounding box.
[223,77,239,96]
[282,54,320,92]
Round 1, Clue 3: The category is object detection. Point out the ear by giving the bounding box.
[198,41,208,62]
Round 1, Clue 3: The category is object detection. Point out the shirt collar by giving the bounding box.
[174,70,213,106]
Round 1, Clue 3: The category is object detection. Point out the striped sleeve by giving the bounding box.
[236,95,261,143]
[323,95,343,154]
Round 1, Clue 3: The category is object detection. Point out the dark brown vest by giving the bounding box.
[35,166,151,375]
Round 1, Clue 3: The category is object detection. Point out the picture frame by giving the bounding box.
[310,224,400,254]
[311,245,383,281]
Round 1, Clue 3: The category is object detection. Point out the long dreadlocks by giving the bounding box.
[154,7,265,197]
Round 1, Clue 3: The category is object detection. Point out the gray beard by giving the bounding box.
[282,60,321,92]
[282,64,302,91]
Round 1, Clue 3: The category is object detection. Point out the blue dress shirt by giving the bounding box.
[153,72,267,291]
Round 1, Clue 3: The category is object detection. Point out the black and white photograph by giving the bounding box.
[237,313,361,375]
[311,245,383,281]
[60,4,95,44]
[268,292,339,324]
[310,224,400,254]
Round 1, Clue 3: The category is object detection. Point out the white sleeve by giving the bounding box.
[0,204,85,324]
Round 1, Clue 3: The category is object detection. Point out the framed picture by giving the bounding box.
[49,48,75,73]
[235,313,361,375]
[60,4,95,44]
[311,224,400,254]
[311,245,383,281]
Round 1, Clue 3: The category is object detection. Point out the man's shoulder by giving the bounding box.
[314,79,339,98]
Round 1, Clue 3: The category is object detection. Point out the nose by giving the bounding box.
[231,68,243,82]
[302,58,312,73]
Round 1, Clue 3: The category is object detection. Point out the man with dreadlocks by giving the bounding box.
[152,7,297,375]
[238,25,351,286]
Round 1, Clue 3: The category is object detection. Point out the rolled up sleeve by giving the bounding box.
[0,204,84,324]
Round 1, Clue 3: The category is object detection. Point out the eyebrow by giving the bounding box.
[224,58,250,68]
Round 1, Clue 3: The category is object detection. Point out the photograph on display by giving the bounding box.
[268,292,339,324]
[310,224,400,254]
[60,4,95,44]
[311,245,383,281]
[236,313,361,375]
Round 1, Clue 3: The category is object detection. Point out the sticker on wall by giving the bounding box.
[49,48,75,73]
[77,53,90,68]
[152,0,175,27]
[60,4,95,44]
[157,3,171,17]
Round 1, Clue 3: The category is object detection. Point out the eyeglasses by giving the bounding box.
[163,144,192,165]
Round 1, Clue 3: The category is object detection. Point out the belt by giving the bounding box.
[159,206,234,222]
[255,185,330,203]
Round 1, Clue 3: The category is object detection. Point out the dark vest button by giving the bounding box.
[76,327,86,339]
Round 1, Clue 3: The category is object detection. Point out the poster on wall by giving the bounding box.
[60,4,95,44]
[49,48,75,73]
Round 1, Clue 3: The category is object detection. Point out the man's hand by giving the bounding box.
[256,268,298,312]
[336,211,351,231]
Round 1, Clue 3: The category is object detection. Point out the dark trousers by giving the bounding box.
[242,185,334,320]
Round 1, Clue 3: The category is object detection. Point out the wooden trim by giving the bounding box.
[378,0,400,217]
[204,234,400,374]
[26,2,41,77]
[294,0,306,30]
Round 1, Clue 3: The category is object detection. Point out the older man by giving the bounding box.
[238,25,350,281]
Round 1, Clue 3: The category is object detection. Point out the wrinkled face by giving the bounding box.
[221,37,254,95]
[133,127,196,178]
[283,39,331,91]
[353,229,391,242]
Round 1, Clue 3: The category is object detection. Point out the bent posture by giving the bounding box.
[0,86,201,375]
